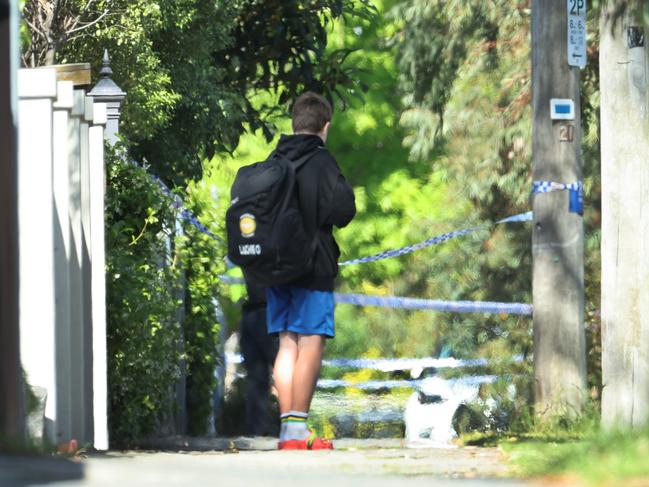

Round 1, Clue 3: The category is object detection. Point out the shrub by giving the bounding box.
[106,153,182,444]
[105,151,224,444]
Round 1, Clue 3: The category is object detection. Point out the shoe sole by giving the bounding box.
[278,440,308,450]
[277,440,333,450]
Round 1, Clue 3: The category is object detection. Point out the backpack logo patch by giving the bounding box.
[239,213,256,238]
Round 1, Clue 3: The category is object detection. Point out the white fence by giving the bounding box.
[17,66,109,450]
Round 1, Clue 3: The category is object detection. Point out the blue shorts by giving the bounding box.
[266,285,335,338]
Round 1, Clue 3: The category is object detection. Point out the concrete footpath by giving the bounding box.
[0,438,533,487]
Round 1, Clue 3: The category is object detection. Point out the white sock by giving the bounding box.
[281,410,309,441]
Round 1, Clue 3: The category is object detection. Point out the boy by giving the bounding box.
[267,92,355,450]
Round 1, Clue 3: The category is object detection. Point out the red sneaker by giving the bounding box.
[278,431,334,451]
[306,434,334,450]
[277,439,308,450]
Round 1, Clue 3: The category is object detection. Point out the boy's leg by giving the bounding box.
[273,331,298,414]
[275,287,333,449]
[291,334,325,412]
[278,333,331,448]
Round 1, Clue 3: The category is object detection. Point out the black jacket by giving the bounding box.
[273,133,356,291]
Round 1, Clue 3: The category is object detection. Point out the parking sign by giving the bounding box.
[567,0,587,67]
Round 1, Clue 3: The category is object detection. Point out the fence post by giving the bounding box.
[87,49,125,446]
[89,50,125,145]
[53,79,75,445]
[88,102,109,449]
[77,94,95,445]
[67,88,90,445]
[17,68,58,445]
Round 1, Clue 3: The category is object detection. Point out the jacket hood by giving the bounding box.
[275,133,324,160]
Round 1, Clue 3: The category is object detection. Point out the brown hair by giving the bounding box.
[291,92,332,134]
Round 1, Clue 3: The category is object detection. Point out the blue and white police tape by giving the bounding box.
[226,352,499,371]
[316,375,498,390]
[339,211,532,266]
[149,172,225,243]
[325,356,523,373]
[532,180,583,215]
[336,293,532,315]
[226,352,518,375]
[179,208,223,243]
[323,356,490,372]
[217,281,533,315]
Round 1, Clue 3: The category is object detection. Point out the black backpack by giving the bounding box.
[226,149,319,286]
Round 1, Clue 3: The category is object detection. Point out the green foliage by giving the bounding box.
[310,0,535,366]
[207,1,524,363]
[388,0,603,390]
[72,0,613,443]
[40,0,373,442]
[581,5,603,403]
[49,0,376,186]
[391,0,503,149]
[215,0,376,109]
[58,0,244,186]
[105,151,182,444]
[105,149,225,443]
[200,1,457,360]
[324,0,477,359]
[176,181,227,435]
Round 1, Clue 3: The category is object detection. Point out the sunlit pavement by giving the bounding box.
[0,439,533,487]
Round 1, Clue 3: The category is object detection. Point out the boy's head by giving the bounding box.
[291,92,332,141]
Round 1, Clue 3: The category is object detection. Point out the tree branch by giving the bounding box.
[66,0,102,33]
[66,7,109,34]
[21,15,48,40]
[82,0,99,15]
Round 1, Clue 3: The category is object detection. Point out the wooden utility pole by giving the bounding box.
[531,0,587,417]
[600,4,649,429]
[0,0,25,444]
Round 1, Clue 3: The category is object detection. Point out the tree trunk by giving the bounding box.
[44,45,57,66]
[600,4,649,429]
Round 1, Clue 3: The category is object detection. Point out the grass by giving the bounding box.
[500,428,649,486]
[454,402,649,486]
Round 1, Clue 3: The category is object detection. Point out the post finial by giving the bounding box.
[99,49,113,78]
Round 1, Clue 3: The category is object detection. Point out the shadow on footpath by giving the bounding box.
[0,455,84,486]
